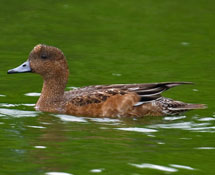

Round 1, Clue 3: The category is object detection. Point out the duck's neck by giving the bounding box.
[36,72,68,112]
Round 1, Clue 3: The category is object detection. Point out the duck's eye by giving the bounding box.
[41,54,48,59]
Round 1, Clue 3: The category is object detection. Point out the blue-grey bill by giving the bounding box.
[7,60,32,74]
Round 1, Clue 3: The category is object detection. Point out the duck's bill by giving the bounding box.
[7,60,32,74]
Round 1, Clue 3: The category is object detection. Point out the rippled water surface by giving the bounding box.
[0,0,215,174]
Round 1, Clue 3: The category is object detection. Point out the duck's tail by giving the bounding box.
[156,97,207,115]
[174,103,207,110]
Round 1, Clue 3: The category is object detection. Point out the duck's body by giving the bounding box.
[35,81,205,117]
[8,44,206,117]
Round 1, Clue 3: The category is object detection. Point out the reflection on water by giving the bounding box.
[89,169,104,173]
[24,92,41,97]
[54,114,88,123]
[0,102,214,174]
[34,146,46,149]
[129,163,196,172]
[197,117,215,121]
[0,103,35,107]
[0,107,38,117]
[45,172,73,175]
[149,121,215,133]
[89,118,120,123]
[164,116,186,121]
[169,164,195,170]
[27,125,46,129]
[195,147,215,150]
[129,163,178,172]
[116,127,157,133]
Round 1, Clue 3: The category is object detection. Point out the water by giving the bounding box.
[0,0,215,174]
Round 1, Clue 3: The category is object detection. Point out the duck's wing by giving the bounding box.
[67,82,192,106]
[66,87,128,106]
[92,82,193,103]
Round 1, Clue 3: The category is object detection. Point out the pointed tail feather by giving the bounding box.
[166,103,207,115]
[170,103,207,110]
[155,97,207,115]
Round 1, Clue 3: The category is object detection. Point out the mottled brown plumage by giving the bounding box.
[7,44,206,118]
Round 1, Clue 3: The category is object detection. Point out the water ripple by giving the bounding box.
[46,172,73,175]
[197,117,215,121]
[129,163,178,172]
[195,147,215,150]
[34,146,46,149]
[27,125,46,129]
[116,127,157,133]
[24,92,41,97]
[90,168,104,173]
[55,114,88,123]
[89,118,121,125]
[89,118,120,123]
[164,116,186,121]
[149,121,215,132]
[0,108,39,117]
[0,103,35,107]
[169,164,195,170]
[0,103,16,107]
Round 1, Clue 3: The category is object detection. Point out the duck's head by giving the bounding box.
[8,44,69,80]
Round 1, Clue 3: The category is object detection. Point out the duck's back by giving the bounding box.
[63,82,206,117]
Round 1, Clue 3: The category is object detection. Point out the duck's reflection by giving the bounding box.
[29,113,167,174]
[30,113,69,172]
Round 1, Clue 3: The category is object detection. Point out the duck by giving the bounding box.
[7,44,206,117]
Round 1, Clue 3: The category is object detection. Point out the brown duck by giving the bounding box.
[8,44,206,117]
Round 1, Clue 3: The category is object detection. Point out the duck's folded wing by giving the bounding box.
[67,82,192,106]
[92,82,193,102]
[93,82,193,91]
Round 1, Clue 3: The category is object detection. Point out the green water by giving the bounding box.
[0,0,214,174]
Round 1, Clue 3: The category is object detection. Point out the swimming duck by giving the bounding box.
[7,44,206,117]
